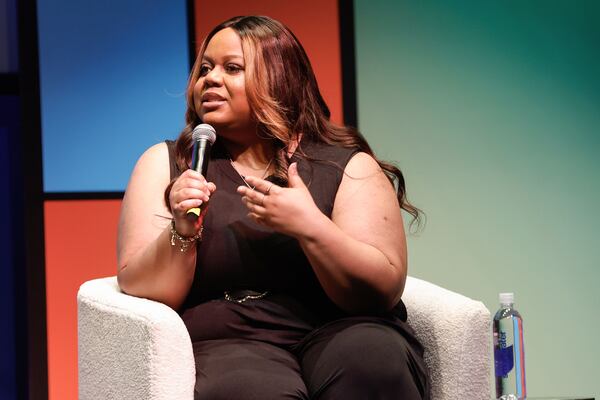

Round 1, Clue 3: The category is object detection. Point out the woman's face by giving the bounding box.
[193,28,253,134]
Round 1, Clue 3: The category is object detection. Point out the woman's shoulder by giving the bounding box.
[128,142,170,184]
[121,142,171,214]
[136,141,169,165]
[344,151,380,176]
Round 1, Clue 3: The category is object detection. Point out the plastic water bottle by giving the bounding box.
[493,292,526,400]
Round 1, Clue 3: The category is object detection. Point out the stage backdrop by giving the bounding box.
[355,1,599,398]
[37,1,189,398]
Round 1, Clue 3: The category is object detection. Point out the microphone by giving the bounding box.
[186,123,217,218]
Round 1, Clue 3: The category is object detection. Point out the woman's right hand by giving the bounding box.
[168,169,216,236]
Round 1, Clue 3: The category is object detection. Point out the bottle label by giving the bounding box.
[494,331,514,377]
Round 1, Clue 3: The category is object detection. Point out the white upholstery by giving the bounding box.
[78,276,492,399]
[77,277,195,400]
[403,276,492,399]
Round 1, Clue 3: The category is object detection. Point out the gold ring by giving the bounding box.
[266,183,273,194]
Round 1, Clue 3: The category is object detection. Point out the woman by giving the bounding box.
[117,15,429,399]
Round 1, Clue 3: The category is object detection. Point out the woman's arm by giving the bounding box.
[117,142,212,310]
[239,153,407,314]
[298,152,406,314]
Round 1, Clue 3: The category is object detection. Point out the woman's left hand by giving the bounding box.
[237,162,325,238]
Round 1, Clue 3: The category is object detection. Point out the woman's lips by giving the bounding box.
[201,92,226,108]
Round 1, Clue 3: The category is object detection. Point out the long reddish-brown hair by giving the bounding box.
[165,15,422,228]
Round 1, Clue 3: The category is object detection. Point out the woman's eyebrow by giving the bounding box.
[201,54,244,63]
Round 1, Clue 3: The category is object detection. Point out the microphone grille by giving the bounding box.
[192,124,217,144]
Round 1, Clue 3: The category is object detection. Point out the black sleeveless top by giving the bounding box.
[167,139,409,347]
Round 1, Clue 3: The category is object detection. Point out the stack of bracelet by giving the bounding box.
[170,220,203,252]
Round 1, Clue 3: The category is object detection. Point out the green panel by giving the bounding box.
[355,1,599,398]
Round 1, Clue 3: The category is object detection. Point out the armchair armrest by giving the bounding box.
[403,276,492,400]
[78,276,195,400]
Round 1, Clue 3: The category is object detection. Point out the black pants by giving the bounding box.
[192,319,429,400]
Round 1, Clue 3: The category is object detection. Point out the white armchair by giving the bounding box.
[78,276,492,400]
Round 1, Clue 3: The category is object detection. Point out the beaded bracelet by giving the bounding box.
[170,220,202,252]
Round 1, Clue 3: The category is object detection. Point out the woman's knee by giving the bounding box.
[301,322,428,399]
[326,323,411,379]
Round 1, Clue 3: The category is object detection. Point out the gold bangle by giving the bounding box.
[170,220,202,252]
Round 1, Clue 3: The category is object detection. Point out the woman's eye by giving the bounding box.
[199,65,211,77]
[226,64,243,73]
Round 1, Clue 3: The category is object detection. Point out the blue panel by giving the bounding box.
[38,0,189,192]
[0,96,18,399]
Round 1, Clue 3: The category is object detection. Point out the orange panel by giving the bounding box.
[194,0,343,124]
[44,199,121,400]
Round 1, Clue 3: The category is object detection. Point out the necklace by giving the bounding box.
[230,157,274,190]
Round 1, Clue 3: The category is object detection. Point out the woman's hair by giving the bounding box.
[165,15,422,228]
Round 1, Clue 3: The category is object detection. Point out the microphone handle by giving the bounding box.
[192,139,211,175]
[186,140,212,218]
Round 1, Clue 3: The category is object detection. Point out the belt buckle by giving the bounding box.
[224,290,269,303]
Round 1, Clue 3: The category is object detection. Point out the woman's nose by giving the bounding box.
[204,67,223,86]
